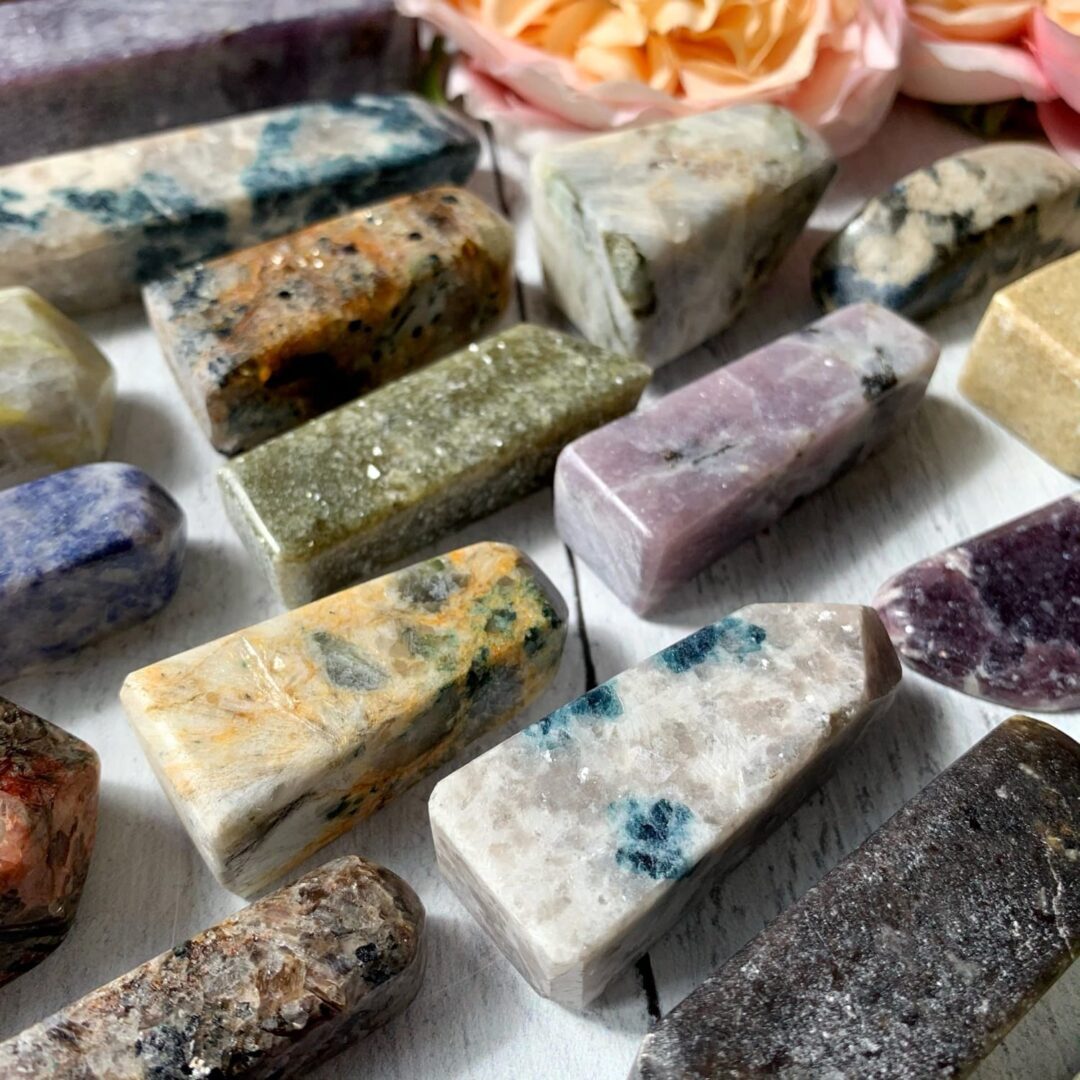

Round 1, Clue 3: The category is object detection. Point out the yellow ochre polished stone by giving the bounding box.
[961,251,1080,475]
[120,542,567,897]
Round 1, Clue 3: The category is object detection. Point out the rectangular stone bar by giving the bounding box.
[555,302,940,614]
[0,856,425,1078]
[632,716,1080,1079]
[145,187,513,454]
[961,250,1080,475]
[531,105,835,367]
[220,324,650,607]
[0,94,479,313]
[122,542,567,896]
[0,0,416,165]
[429,603,901,1008]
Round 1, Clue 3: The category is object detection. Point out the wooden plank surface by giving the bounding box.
[1,97,1078,1078]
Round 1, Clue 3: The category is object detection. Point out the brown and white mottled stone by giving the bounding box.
[0,856,425,1078]
[0,697,98,987]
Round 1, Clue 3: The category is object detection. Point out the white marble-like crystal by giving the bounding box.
[531,105,836,367]
[429,603,901,1008]
[0,287,114,488]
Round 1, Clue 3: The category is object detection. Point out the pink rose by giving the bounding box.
[902,1,1080,163]
[396,0,904,155]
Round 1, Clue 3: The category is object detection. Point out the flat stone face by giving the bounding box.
[219,324,650,607]
[532,105,835,367]
[0,698,99,987]
[812,145,1080,319]
[961,250,1080,474]
[429,603,901,1008]
[0,462,186,681]
[555,303,939,613]
[0,855,425,1079]
[146,187,513,454]
[875,494,1080,710]
[0,94,478,313]
[0,0,415,165]
[631,716,1080,1079]
[0,286,115,487]
[122,542,567,896]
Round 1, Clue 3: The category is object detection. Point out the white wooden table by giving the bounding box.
[2,97,1079,1079]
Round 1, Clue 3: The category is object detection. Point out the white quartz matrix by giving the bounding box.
[430,603,901,1008]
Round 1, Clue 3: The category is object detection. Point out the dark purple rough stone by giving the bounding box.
[874,494,1080,710]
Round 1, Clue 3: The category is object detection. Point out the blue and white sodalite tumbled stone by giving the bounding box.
[429,603,901,1008]
[812,144,1080,319]
[531,105,836,367]
[0,94,479,313]
[0,462,185,680]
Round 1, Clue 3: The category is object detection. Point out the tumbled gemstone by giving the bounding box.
[875,494,1080,710]
[0,856,425,1078]
[219,324,650,607]
[146,187,513,454]
[533,104,836,367]
[556,302,939,613]
[0,94,478,312]
[0,698,99,987]
[0,286,115,487]
[0,462,186,680]
[631,716,1080,1079]
[122,542,567,896]
[430,603,901,1008]
[961,250,1080,475]
[812,145,1080,319]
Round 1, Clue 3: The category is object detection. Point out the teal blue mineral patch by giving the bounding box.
[523,681,622,752]
[656,617,766,674]
[310,630,387,692]
[609,796,696,880]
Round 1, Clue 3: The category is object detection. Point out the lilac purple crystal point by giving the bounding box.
[555,302,940,613]
[875,494,1080,711]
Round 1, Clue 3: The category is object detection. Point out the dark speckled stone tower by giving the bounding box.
[632,716,1080,1079]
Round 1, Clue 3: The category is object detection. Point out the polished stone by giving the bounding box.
[813,145,1080,319]
[0,286,115,487]
[0,462,186,681]
[0,0,415,165]
[532,105,835,367]
[0,856,425,1078]
[220,324,650,607]
[0,94,478,313]
[146,187,512,454]
[122,542,567,896]
[875,494,1080,710]
[0,698,98,987]
[961,250,1080,474]
[430,603,901,1008]
[631,716,1080,1079]
[556,303,939,613]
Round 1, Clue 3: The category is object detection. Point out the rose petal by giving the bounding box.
[1037,97,1080,166]
[1033,8,1080,112]
[906,0,1035,44]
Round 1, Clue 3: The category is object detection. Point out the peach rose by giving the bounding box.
[396,0,904,154]
[902,1,1080,162]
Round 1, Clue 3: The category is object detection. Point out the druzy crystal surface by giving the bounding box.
[875,494,1080,710]
[0,286,115,487]
[220,324,650,607]
[146,187,513,454]
[122,543,567,896]
[0,856,425,1078]
[0,462,186,681]
[0,95,478,313]
[632,717,1080,1079]
[532,105,835,366]
[556,303,939,613]
[813,145,1080,319]
[0,698,99,987]
[430,603,900,1008]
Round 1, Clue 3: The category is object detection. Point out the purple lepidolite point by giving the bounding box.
[875,493,1080,710]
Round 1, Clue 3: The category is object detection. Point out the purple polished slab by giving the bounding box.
[0,0,415,165]
[555,302,940,613]
[875,494,1080,710]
